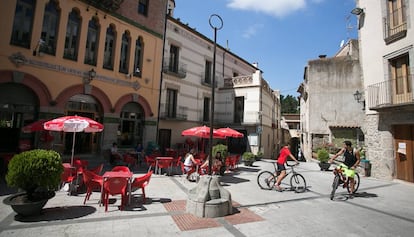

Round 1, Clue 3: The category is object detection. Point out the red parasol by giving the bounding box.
[181,125,225,139]
[216,127,244,138]
[44,115,104,165]
[22,119,48,133]
[181,126,225,153]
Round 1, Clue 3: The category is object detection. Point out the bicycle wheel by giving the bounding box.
[290,173,306,193]
[347,172,360,194]
[330,174,340,200]
[257,171,276,190]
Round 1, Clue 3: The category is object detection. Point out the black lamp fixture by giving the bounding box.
[88,68,96,81]
[353,90,365,110]
[351,7,364,15]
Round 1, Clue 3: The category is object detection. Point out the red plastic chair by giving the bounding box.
[231,155,241,169]
[61,164,76,189]
[155,158,173,175]
[123,154,137,169]
[82,169,103,205]
[130,171,153,202]
[103,177,128,211]
[88,163,104,175]
[145,156,157,172]
[111,166,131,173]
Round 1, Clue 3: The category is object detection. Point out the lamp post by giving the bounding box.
[208,14,223,175]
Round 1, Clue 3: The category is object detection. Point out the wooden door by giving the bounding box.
[158,129,171,155]
[394,125,414,182]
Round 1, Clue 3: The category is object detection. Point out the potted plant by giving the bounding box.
[255,151,263,161]
[317,148,331,171]
[242,152,255,166]
[212,144,228,175]
[3,149,63,216]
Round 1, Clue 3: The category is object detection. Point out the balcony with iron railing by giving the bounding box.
[223,75,253,88]
[383,5,407,44]
[162,58,187,78]
[367,75,413,110]
[159,104,188,120]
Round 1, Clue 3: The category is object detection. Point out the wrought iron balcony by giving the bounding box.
[163,58,187,78]
[159,104,188,120]
[383,5,407,44]
[82,0,123,12]
[367,75,413,110]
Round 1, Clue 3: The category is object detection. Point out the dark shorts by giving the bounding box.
[277,163,286,171]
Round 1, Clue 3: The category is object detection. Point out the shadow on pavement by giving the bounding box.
[14,205,96,222]
[353,192,378,198]
[220,175,250,185]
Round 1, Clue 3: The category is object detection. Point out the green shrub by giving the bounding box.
[242,152,255,161]
[212,144,228,158]
[6,149,63,201]
[317,148,330,163]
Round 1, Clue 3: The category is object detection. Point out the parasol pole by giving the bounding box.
[71,131,76,166]
[71,122,79,166]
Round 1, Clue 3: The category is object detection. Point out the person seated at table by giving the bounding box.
[110,142,123,165]
[183,148,198,180]
[200,151,223,175]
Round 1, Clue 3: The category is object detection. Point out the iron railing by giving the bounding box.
[162,57,187,78]
[367,75,413,109]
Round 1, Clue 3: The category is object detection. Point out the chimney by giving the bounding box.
[318,55,327,59]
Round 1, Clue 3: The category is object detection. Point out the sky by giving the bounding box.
[173,0,358,96]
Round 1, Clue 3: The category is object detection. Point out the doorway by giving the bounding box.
[394,125,414,182]
[64,94,102,154]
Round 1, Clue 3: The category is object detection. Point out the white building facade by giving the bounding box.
[157,2,281,158]
[357,0,414,182]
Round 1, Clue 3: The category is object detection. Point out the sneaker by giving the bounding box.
[275,184,282,192]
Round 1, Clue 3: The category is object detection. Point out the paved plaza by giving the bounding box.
[1,157,414,237]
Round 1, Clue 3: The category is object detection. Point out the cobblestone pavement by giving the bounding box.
[1,157,413,237]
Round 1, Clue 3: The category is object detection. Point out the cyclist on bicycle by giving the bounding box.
[329,141,361,194]
[275,142,299,191]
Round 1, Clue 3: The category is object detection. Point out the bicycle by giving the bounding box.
[257,161,306,193]
[330,162,360,200]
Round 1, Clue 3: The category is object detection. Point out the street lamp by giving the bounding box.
[208,14,223,175]
[353,90,366,110]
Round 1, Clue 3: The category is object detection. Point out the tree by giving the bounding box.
[281,94,299,114]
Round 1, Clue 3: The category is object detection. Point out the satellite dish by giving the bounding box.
[340,40,345,48]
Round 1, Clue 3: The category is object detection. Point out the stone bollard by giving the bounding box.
[186,175,232,218]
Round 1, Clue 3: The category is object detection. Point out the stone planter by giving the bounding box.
[318,162,331,171]
[3,192,54,216]
[243,160,254,166]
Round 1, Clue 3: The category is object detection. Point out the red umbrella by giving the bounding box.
[181,126,225,153]
[22,119,48,133]
[216,127,244,138]
[44,115,104,165]
[181,126,225,139]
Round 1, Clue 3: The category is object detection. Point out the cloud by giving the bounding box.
[227,0,310,18]
[242,23,264,39]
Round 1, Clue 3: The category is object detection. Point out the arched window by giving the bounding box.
[119,31,130,74]
[134,37,144,77]
[10,0,36,48]
[64,9,81,61]
[84,17,100,66]
[41,0,60,55]
[103,25,116,70]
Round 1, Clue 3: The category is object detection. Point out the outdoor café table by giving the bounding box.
[155,157,173,175]
[102,171,133,206]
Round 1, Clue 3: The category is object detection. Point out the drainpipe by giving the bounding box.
[156,2,170,145]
